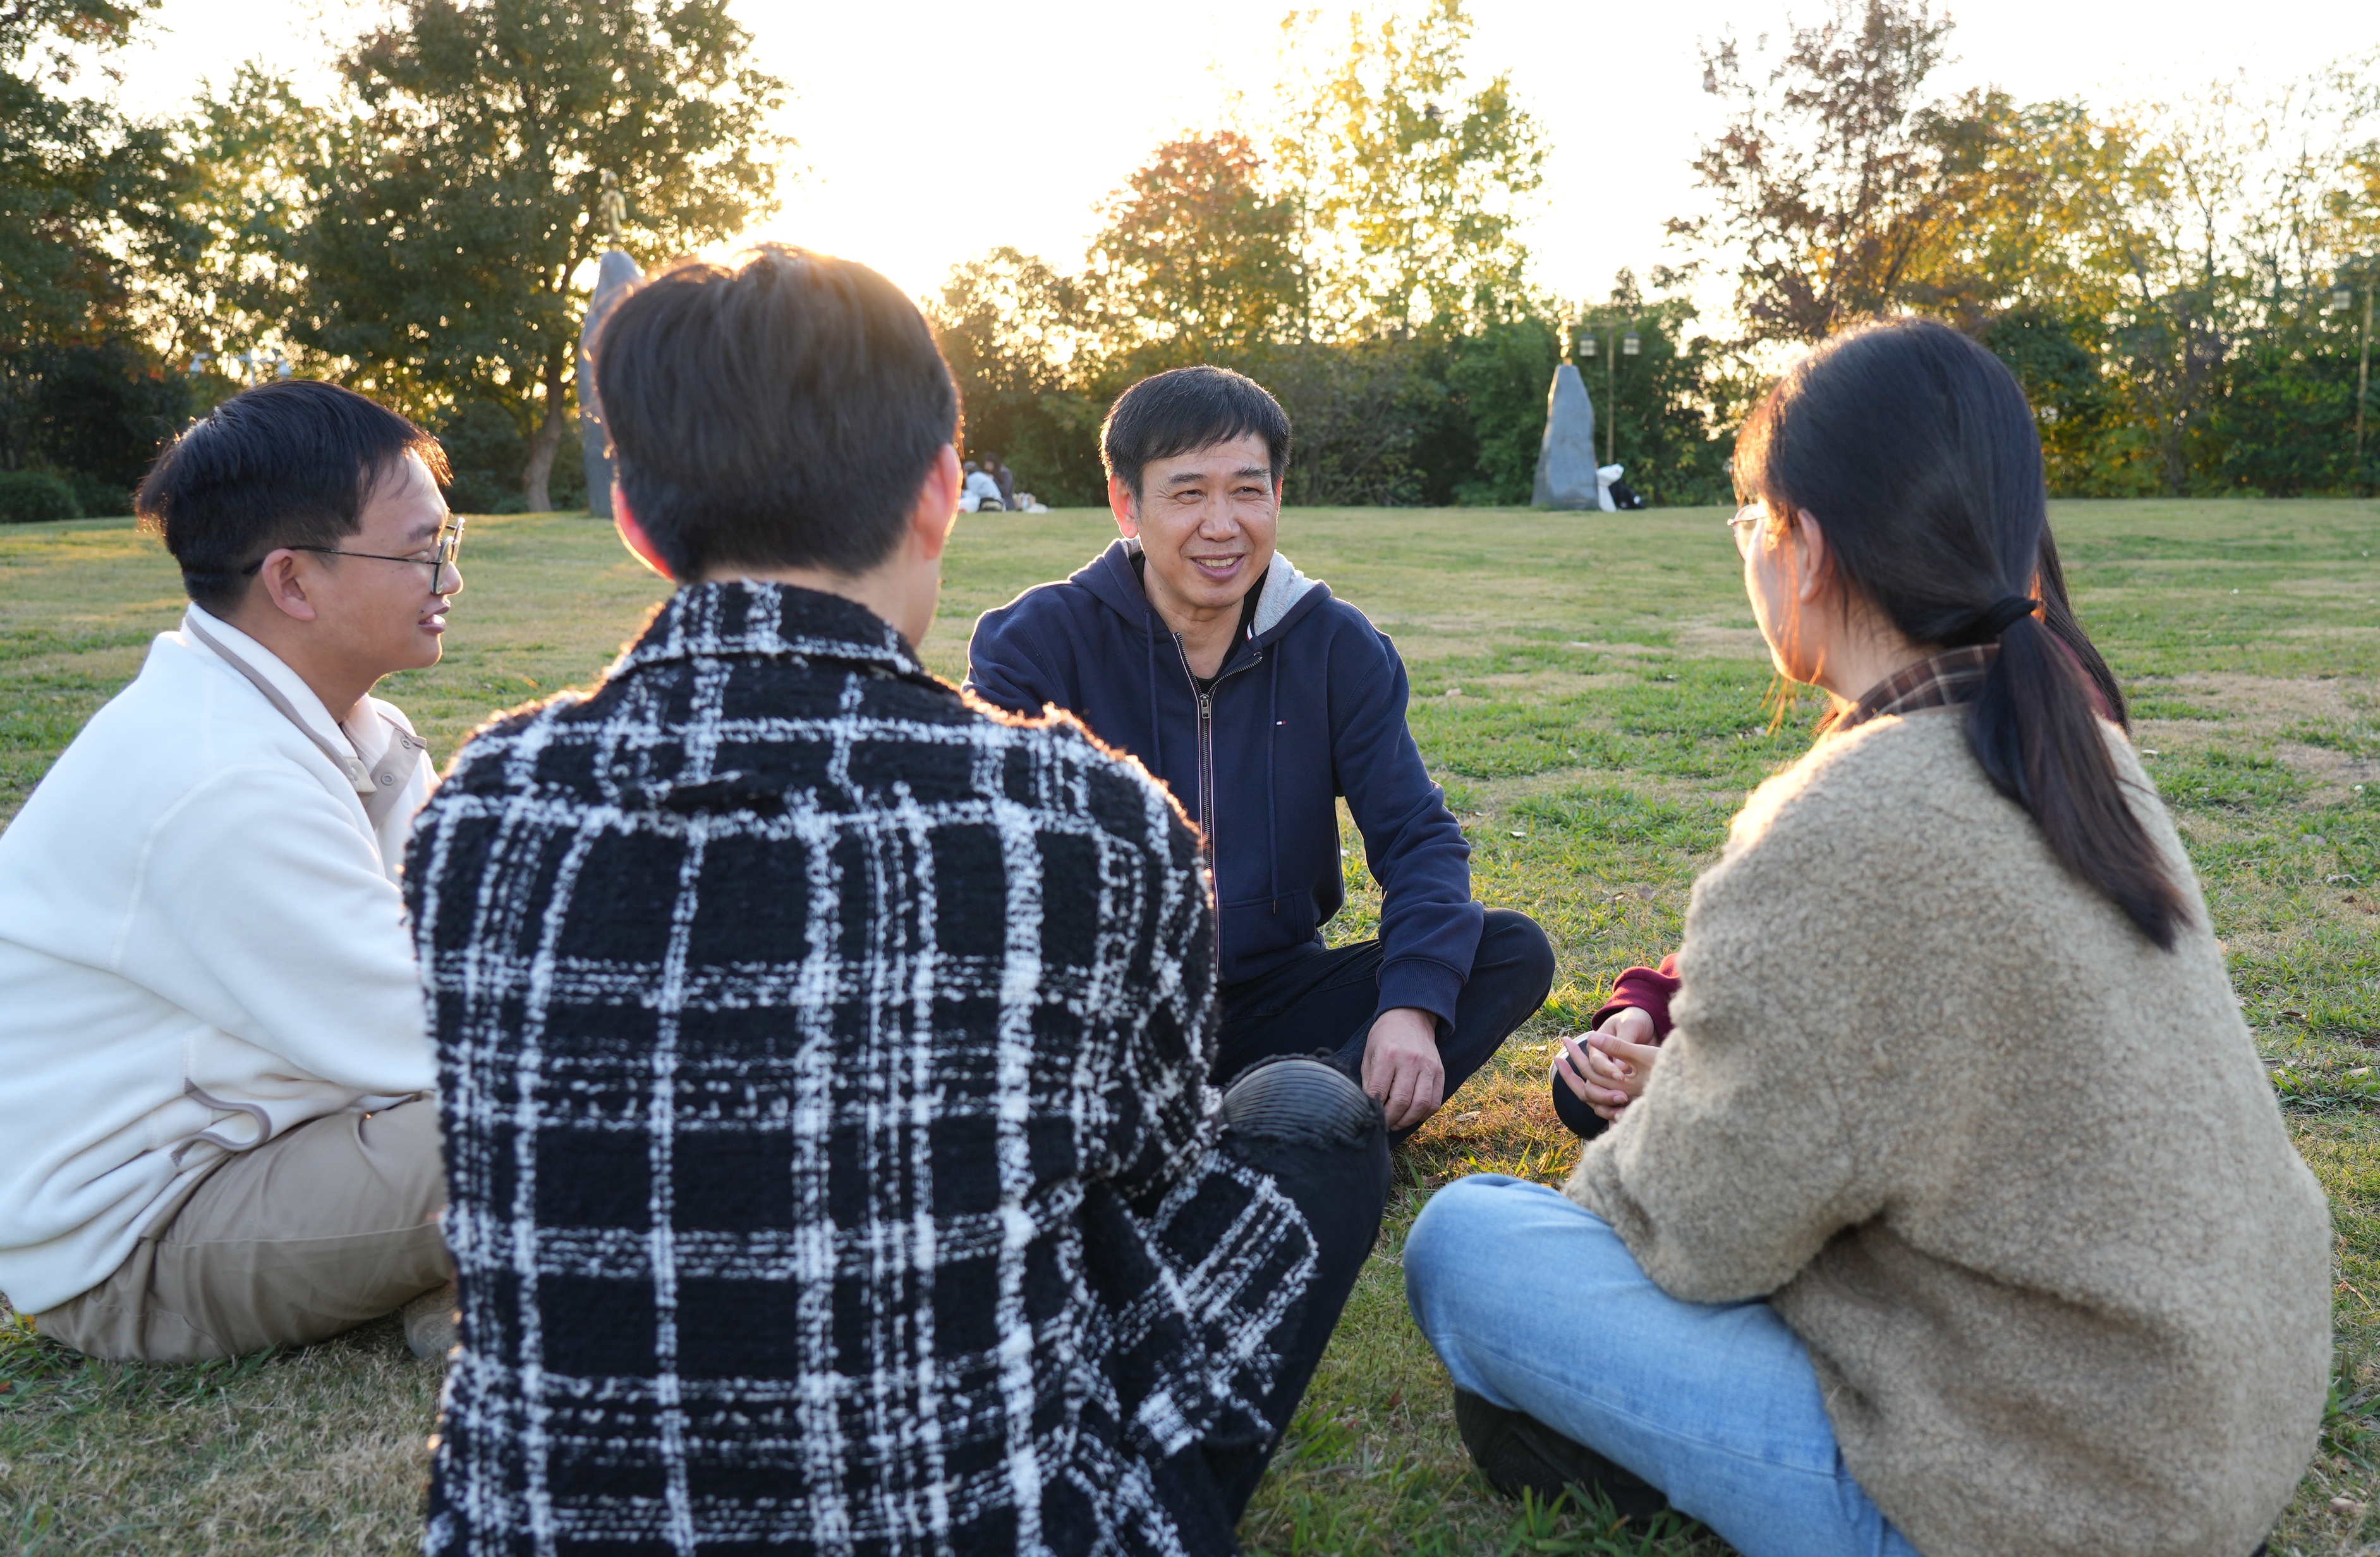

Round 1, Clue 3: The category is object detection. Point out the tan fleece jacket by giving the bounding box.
[1567,707,2331,1557]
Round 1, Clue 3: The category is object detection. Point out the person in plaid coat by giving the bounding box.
[406,247,1390,1556]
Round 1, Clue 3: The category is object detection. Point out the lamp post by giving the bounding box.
[1576,322,1644,467]
[2333,256,2374,483]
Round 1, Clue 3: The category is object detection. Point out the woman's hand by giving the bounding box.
[1553,1006,1661,1123]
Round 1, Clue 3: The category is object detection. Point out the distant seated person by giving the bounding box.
[981,449,1017,508]
[0,381,464,1364]
[408,247,1390,1554]
[967,367,1555,1135]
[962,458,1005,511]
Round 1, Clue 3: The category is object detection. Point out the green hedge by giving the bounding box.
[0,471,80,524]
[66,472,133,518]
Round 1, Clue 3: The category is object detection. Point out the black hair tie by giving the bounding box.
[1942,595,2040,647]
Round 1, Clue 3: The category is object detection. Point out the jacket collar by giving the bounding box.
[180,606,367,783]
[1076,537,1330,648]
[612,580,927,680]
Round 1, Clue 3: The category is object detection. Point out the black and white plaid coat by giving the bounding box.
[406,582,1318,1556]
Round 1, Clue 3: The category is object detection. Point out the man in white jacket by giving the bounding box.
[0,379,462,1362]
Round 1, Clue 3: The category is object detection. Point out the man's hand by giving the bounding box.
[1552,1006,1660,1123]
[1361,1007,1445,1130]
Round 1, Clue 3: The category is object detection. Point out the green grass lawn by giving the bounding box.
[3,499,2378,1555]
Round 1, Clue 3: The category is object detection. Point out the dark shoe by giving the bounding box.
[1453,1387,1668,1521]
[401,1279,458,1364]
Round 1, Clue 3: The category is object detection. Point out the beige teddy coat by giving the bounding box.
[1567,706,2331,1557]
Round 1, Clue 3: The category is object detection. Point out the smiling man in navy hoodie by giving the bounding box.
[968,366,1554,1133]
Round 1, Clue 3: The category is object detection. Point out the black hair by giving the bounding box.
[1101,365,1292,497]
[595,245,959,580]
[135,379,449,613]
[1735,315,2187,949]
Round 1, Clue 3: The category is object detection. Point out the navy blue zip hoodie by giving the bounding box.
[965,538,1481,1026]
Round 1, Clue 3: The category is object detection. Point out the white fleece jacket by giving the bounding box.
[0,609,435,1315]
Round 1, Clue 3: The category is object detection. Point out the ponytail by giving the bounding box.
[2036,529,2128,730]
[1966,612,2187,949]
[1736,317,2188,951]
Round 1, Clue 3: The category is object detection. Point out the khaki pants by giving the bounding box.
[34,1099,450,1363]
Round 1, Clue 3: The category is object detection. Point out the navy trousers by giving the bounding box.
[1212,908,1555,1106]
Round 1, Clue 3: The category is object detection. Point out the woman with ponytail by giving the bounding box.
[1403,318,2330,1557]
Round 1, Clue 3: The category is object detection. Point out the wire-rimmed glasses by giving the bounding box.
[245,515,466,585]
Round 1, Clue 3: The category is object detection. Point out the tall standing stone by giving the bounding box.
[1532,364,1600,510]
[577,249,643,518]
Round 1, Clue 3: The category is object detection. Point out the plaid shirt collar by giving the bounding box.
[1833,645,1997,734]
[609,578,928,681]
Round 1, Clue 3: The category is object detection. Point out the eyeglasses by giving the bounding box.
[1726,502,1765,558]
[243,516,466,584]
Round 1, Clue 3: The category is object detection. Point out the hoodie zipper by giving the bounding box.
[1170,634,1265,885]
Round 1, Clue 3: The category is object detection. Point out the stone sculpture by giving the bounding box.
[1532,364,1600,509]
[577,174,642,519]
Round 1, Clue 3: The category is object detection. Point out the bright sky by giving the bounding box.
[99,0,2379,315]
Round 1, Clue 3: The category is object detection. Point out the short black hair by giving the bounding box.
[1101,366,1292,497]
[136,379,449,613]
[595,245,960,580]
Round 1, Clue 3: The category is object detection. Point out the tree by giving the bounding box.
[1,0,176,353]
[1679,0,1958,342]
[0,0,197,478]
[173,66,334,372]
[1266,0,1546,336]
[1082,131,1301,367]
[929,248,1107,504]
[226,0,786,510]
[23,340,190,498]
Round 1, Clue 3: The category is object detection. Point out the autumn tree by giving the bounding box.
[1680,0,1960,342]
[218,0,786,510]
[1082,131,1300,367]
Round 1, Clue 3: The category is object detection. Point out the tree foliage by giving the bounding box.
[928,0,1612,509]
[1268,0,1546,335]
[1679,0,1958,343]
[0,0,195,484]
[1084,131,1301,365]
[15,0,2374,510]
[203,0,786,508]
[0,0,178,349]
[1677,0,2378,496]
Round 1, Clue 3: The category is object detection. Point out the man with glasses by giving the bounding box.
[0,379,464,1363]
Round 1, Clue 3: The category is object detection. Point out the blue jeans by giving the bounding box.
[1404,1175,1922,1557]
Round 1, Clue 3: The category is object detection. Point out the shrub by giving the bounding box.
[438,400,529,514]
[0,470,82,523]
[66,471,132,518]
[437,400,589,514]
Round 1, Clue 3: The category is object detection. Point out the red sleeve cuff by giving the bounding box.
[1589,953,1681,1042]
